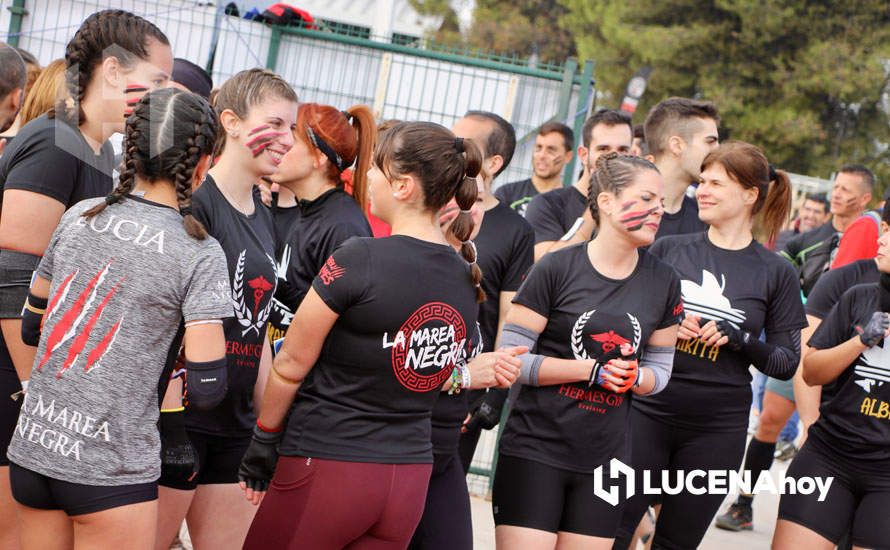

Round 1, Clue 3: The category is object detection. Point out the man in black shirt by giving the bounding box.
[780,165,874,296]
[525,109,632,261]
[644,97,719,240]
[494,121,574,217]
[772,193,829,252]
[451,111,535,470]
[0,43,26,141]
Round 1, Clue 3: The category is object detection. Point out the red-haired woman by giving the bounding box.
[265,103,375,344]
[616,142,807,549]
[0,11,171,548]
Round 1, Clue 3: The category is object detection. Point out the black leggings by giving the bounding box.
[614,410,747,550]
[408,453,473,550]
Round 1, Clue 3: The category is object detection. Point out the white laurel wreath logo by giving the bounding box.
[571,310,643,361]
[232,249,253,333]
[571,309,595,360]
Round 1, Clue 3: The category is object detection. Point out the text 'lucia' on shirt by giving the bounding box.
[497,244,682,473]
[278,236,479,463]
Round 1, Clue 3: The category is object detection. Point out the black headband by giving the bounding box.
[307,126,351,172]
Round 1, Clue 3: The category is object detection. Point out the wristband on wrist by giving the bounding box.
[448,366,462,395]
[256,420,282,433]
[588,361,602,386]
[460,364,471,389]
[160,406,185,413]
[634,368,644,388]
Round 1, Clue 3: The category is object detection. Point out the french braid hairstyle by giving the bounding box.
[374,121,486,303]
[51,9,168,126]
[83,88,219,240]
[587,152,659,223]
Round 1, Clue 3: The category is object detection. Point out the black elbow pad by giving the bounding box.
[186,357,228,410]
[21,293,48,347]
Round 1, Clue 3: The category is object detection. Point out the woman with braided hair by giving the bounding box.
[235,122,503,549]
[0,10,171,548]
[265,103,375,344]
[615,142,805,549]
[491,152,681,549]
[5,88,230,549]
[155,68,297,550]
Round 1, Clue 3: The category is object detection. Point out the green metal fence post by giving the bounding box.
[6,0,28,47]
[562,59,596,187]
[266,26,282,71]
[555,57,578,123]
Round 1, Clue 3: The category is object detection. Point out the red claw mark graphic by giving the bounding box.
[37,263,111,372]
[84,318,123,373]
[46,270,78,322]
[57,278,124,378]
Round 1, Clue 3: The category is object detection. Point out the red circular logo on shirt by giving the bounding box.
[390,302,467,392]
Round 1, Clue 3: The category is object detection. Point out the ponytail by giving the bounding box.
[760,169,792,244]
[446,138,486,303]
[344,105,376,210]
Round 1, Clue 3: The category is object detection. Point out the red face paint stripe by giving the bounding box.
[57,279,123,378]
[246,131,285,149]
[620,200,637,212]
[247,124,271,136]
[126,97,141,105]
[619,207,659,224]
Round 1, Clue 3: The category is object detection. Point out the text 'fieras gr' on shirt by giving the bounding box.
[808,283,890,465]
[7,196,231,485]
[498,244,682,473]
[279,236,479,464]
[633,232,807,431]
[186,175,277,437]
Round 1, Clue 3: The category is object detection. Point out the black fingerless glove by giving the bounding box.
[159,409,199,485]
[237,424,282,492]
[464,389,507,432]
[858,312,890,348]
[716,320,753,352]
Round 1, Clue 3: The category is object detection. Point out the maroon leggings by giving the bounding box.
[244,456,432,550]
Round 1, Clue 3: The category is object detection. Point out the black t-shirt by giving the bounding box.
[634,233,807,431]
[805,259,879,319]
[0,115,114,209]
[525,186,587,244]
[280,236,480,463]
[494,178,538,218]
[498,244,682,472]
[780,222,839,297]
[808,283,890,463]
[430,323,484,455]
[186,175,277,437]
[475,202,535,351]
[268,202,301,343]
[268,189,371,343]
[656,195,706,240]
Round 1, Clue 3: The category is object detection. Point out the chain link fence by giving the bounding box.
[3,0,596,494]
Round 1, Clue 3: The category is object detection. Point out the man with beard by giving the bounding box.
[495,122,574,217]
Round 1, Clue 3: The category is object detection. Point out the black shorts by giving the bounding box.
[9,462,157,516]
[0,250,39,318]
[778,434,890,548]
[492,454,626,538]
[159,430,250,490]
[0,348,23,467]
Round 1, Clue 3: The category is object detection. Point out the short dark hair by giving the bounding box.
[803,193,829,213]
[538,121,574,151]
[0,42,26,99]
[15,47,38,67]
[644,97,719,159]
[633,124,645,139]
[464,110,516,177]
[838,164,875,193]
[581,109,632,149]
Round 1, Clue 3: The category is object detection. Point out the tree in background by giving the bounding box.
[561,0,890,186]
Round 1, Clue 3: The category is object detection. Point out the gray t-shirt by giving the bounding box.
[7,196,232,485]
